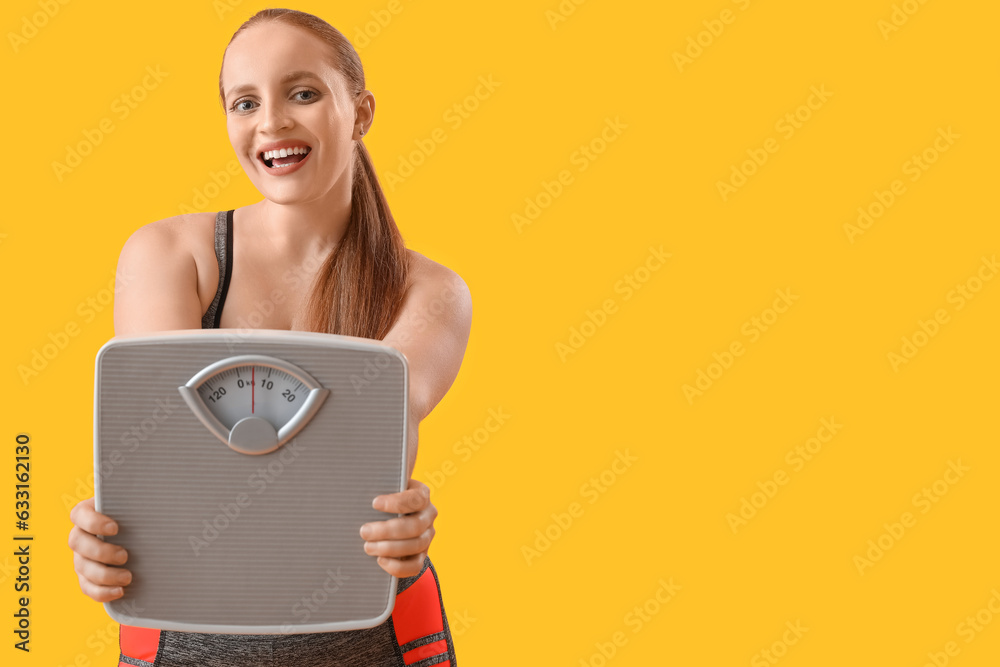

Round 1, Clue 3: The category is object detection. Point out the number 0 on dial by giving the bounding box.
[177,354,330,455]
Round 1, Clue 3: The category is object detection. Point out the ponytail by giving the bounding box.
[301,140,409,339]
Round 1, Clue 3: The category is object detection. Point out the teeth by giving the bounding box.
[261,146,310,160]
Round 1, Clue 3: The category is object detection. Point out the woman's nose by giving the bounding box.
[260,100,292,132]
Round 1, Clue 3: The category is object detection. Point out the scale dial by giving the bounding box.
[178,354,330,455]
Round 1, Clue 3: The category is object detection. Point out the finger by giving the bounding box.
[69,497,119,536]
[77,571,126,603]
[373,482,432,515]
[406,478,430,494]
[373,478,431,513]
[376,553,426,578]
[74,551,133,588]
[364,528,434,558]
[68,526,128,566]
[360,508,435,541]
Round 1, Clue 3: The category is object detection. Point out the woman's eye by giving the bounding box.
[229,91,316,113]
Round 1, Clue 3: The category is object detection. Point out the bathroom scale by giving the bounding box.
[92,328,409,634]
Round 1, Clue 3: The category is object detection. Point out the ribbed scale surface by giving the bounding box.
[94,333,406,632]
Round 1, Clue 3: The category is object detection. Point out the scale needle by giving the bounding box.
[252,366,255,413]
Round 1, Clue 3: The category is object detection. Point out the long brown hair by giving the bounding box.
[218,8,409,340]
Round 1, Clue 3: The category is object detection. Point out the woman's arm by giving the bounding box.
[380,252,473,479]
[69,218,203,602]
[358,253,472,576]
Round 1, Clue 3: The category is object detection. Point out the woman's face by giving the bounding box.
[221,21,361,205]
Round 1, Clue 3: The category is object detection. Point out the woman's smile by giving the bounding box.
[260,148,312,175]
[256,142,313,174]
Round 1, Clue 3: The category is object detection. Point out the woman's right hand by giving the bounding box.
[68,497,132,602]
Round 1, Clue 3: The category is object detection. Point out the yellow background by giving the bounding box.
[3,0,999,665]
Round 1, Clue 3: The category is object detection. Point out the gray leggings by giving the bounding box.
[118,557,458,667]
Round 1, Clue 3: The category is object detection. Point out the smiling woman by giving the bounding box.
[65,7,471,667]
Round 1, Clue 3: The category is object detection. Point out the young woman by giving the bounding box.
[66,8,472,665]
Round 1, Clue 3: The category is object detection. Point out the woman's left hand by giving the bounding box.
[361,477,437,577]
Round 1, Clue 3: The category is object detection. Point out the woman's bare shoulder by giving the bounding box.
[118,212,220,303]
[124,211,216,249]
[405,248,469,291]
[113,212,221,334]
[401,249,472,323]
[132,211,215,242]
[121,212,217,267]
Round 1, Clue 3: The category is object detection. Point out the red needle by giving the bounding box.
[252,366,255,413]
